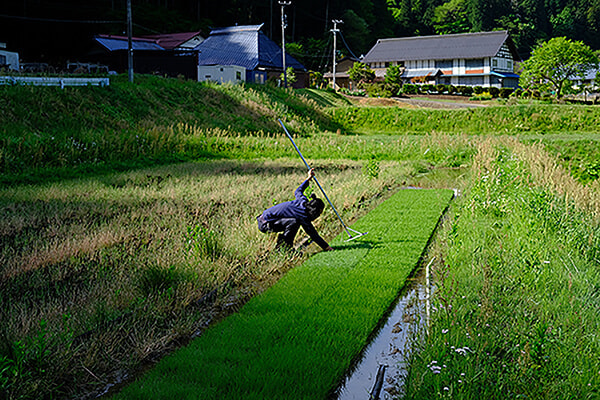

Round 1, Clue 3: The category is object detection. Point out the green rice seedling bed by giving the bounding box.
[115,188,453,400]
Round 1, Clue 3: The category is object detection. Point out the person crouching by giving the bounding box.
[257,169,334,252]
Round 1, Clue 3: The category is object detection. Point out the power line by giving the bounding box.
[0,13,120,24]
[338,30,360,60]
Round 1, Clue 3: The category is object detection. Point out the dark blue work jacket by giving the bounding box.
[262,179,329,249]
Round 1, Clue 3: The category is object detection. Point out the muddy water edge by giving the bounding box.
[332,194,453,400]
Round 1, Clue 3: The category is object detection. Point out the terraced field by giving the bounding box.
[115,189,453,399]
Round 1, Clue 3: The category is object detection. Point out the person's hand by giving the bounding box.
[307,168,315,180]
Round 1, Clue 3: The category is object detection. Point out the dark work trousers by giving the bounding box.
[257,215,300,248]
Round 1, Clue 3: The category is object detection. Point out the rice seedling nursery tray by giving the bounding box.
[115,188,453,400]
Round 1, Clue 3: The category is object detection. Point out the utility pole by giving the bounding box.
[331,19,342,91]
[279,1,291,88]
[127,0,133,82]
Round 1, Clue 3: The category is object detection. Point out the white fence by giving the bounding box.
[0,76,110,88]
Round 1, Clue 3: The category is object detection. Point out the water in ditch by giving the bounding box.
[334,260,433,400]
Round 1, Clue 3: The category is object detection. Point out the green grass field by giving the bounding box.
[114,188,453,399]
[2,76,600,399]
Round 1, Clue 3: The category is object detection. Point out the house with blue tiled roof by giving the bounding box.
[195,24,307,87]
[362,31,521,88]
[91,32,204,79]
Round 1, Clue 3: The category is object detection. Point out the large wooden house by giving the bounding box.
[362,30,521,88]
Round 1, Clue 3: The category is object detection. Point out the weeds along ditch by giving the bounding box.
[113,188,454,400]
[0,150,467,399]
[404,138,600,399]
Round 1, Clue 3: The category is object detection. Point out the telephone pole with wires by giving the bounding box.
[279,1,291,88]
[331,19,342,91]
[126,0,133,82]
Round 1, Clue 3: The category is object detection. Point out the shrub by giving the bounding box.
[339,87,366,96]
[422,84,435,93]
[459,86,474,96]
[488,87,500,98]
[499,87,514,98]
[401,83,419,95]
[473,86,484,94]
[447,85,457,95]
[470,93,493,101]
[364,83,392,98]
[435,84,448,94]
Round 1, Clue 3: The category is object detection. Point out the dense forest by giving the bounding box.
[1,0,600,70]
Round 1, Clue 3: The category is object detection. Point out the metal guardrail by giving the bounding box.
[0,76,110,88]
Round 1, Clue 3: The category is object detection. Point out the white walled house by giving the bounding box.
[0,42,20,72]
[362,31,521,88]
[198,65,246,84]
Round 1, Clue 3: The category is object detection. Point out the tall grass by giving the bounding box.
[0,152,465,399]
[404,138,600,399]
[113,188,453,400]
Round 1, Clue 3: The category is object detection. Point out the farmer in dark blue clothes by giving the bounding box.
[257,169,334,252]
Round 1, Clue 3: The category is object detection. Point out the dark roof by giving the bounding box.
[363,31,520,63]
[140,32,203,50]
[95,32,203,51]
[196,24,305,71]
[95,34,165,51]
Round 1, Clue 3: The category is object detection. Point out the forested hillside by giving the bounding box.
[2,0,599,69]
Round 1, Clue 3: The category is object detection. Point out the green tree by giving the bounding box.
[348,62,376,86]
[520,37,599,98]
[432,0,471,34]
[280,67,297,86]
[341,9,371,55]
[385,64,403,94]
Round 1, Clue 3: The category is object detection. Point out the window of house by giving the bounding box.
[507,60,513,70]
[236,71,242,80]
[0,55,6,65]
[458,76,484,86]
[465,58,484,68]
[435,59,452,69]
[492,59,498,68]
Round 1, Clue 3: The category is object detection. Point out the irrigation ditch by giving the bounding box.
[334,188,454,400]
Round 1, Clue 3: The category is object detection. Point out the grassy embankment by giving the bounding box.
[2,75,600,399]
[404,138,600,399]
[115,188,453,399]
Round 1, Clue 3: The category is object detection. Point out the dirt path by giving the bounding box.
[396,95,488,109]
[346,94,489,109]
